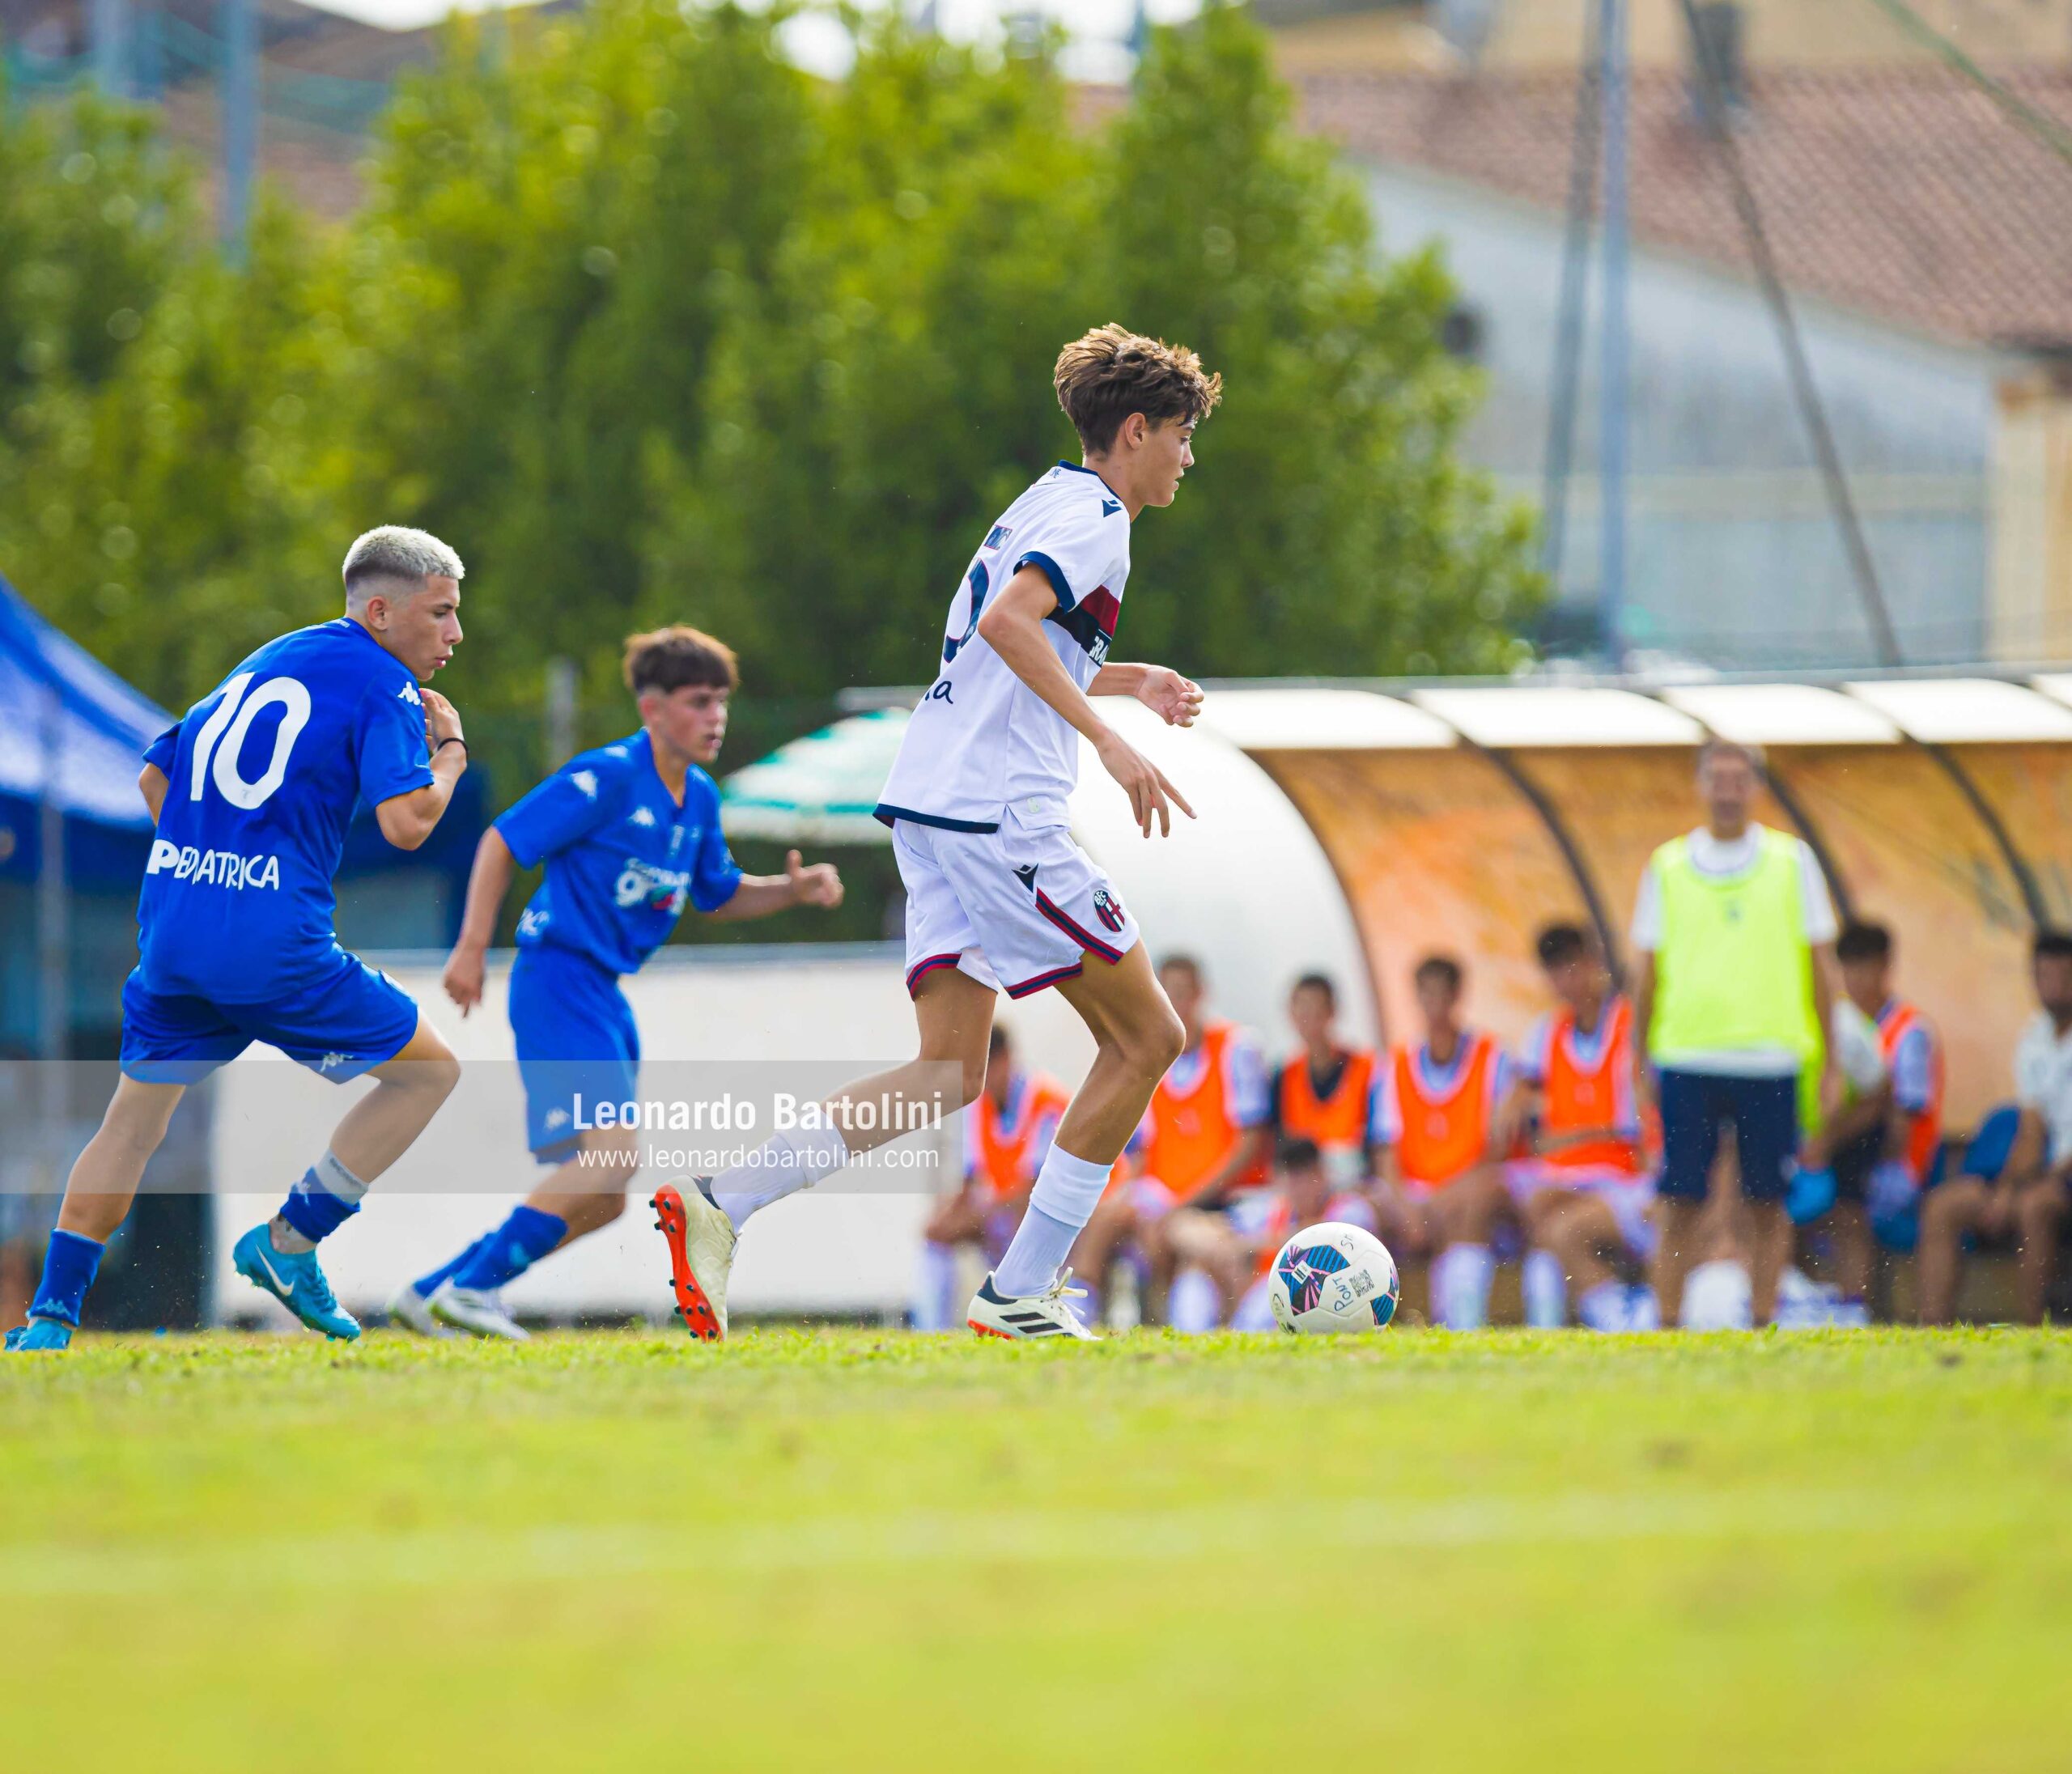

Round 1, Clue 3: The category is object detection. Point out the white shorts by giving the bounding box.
[1506,1160,1657,1258]
[894,806,1140,999]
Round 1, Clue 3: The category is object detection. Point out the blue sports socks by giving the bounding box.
[274,1150,371,1252]
[410,1233,493,1301]
[28,1229,104,1329]
[448,1206,568,1292]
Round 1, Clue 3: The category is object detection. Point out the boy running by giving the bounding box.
[648,324,1220,1342]
[397,626,843,1339]
[7,528,470,1351]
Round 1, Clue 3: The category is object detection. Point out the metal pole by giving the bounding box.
[545,657,579,771]
[36,682,69,1203]
[1541,1,1602,587]
[90,0,131,97]
[221,0,257,260]
[1598,0,1630,665]
[1675,0,1904,668]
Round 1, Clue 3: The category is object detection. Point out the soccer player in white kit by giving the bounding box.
[648,325,1220,1340]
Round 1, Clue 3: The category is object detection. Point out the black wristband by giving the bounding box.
[434,736,468,758]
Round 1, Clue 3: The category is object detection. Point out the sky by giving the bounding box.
[299,0,1208,84]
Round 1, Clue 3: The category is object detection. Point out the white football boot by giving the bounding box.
[966,1268,1098,1341]
[429,1280,530,1342]
[386,1281,448,1337]
[652,1182,737,1341]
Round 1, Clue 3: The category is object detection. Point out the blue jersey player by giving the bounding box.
[391,625,843,1339]
[6,527,471,1352]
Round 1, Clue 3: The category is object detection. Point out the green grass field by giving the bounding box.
[3,1329,2070,1772]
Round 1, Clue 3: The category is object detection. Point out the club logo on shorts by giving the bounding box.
[1013,864,1038,894]
[1093,886,1125,933]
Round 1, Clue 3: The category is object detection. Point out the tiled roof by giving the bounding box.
[1297,65,2072,350]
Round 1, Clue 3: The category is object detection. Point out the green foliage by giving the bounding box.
[0,1,1539,757]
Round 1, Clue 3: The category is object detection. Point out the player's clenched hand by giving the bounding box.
[422,689,465,753]
[442,944,486,1017]
[786,850,845,909]
[1136,667,1204,728]
[1095,731,1194,838]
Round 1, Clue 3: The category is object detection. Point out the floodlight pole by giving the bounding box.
[545,657,579,771]
[221,0,257,261]
[1598,0,1630,667]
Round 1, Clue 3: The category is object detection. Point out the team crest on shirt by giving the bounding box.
[1093,886,1125,933]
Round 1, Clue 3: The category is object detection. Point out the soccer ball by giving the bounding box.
[1267,1222,1399,1334]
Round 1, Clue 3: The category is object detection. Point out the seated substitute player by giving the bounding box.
[1272,971,1378,1188]
[1790,920,1934,1325]
[1501,923,1658,1331]
[1371,954,1512,1330]
[642,324,1219,1343]
[1081,954,1272,1327]
[911,1025,1069,1330]
[395,626,843,1340]
[1917,927,2070,1326]
[7,527,471,1352]
[1223,1138,1378,1331]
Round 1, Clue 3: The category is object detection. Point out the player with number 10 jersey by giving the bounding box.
[6,528,471,1355]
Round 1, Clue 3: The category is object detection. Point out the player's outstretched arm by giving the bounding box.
[703,850,844,923]
[441,826,516,1016]
[976,567,1194,838]
[138,762,169,825]
[1088,664,1204,728]
[375,689,468,852]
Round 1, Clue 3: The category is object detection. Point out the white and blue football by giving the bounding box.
[1267,1222,1399,1334]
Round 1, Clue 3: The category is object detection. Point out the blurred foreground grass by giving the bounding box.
[3,1327,2068,1772]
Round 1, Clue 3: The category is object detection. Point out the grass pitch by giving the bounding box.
[3,1329,2069,1773]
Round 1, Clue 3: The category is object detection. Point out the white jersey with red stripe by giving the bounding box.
[876,461,1132,836]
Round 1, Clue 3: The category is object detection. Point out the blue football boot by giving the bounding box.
[232,1224,361,1341]
[5,1318,74,1352]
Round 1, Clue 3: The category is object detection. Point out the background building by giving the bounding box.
[1301,51,2072,664]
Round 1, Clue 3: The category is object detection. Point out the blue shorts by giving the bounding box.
[509,943,639,1160]
[119,952,421,1085]
[1657,1067,1800,1203]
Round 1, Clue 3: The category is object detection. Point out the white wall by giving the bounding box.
[210,949,946,1327]
[1364,161,1998,664]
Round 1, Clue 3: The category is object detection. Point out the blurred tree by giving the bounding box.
[2,0,1537,749]
[0,198,352,699]
[334,0,817,718]
[649,3,1539,693]
[1095,2,1539,677]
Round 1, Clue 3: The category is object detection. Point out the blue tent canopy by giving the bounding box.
[0,571,169,827]
[0,571,171,891]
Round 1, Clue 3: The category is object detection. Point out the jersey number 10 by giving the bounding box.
[188,672,312,811]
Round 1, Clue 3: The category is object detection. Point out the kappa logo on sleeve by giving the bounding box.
[396,681,423,707]
[571,770,599,800]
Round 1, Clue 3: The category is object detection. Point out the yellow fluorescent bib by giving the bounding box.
[1650,827,1821,1075]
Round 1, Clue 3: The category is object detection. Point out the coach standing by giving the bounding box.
[1631,740,1841,1326]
